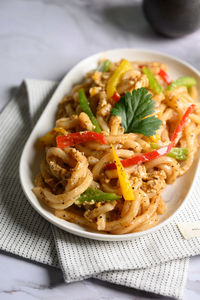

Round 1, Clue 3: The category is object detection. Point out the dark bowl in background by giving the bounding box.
[143,0,200,38]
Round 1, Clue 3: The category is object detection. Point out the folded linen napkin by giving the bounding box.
[1,79,200,299]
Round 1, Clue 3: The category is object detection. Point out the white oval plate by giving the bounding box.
[20,49,200,241]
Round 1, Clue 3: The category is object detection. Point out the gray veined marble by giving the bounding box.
[0,0,200,299]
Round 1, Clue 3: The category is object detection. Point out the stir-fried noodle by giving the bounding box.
[33,59,200,234]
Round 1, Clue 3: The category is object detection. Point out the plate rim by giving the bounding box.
[19,48,200,241]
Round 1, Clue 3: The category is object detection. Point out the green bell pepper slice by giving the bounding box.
[142,66,163,94]
[97,59,112,72]
[78,88,101,133]
[167,76,196,90]
[77,187,120,203]
[151,143,188,160]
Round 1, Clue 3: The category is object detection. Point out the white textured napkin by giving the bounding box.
[1,79,200,299]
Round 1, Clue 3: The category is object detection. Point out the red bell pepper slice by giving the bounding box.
[106,144,173,170]
[106,104,195,170]
[170,104,195,146]
[139,65,147,69]
[112,92,121,103]
[56,132,107,148]
[158,69,172,85]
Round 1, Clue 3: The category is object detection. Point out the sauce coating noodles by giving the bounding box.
[33,59,200,234]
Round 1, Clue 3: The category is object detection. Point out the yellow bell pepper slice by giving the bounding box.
[111,145,135,201]
[106,59,132,99]
[149,133,160,143]
[40,127,67,146]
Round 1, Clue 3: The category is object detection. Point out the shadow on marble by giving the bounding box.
[7,86,19,100]
[90,278,175,300]
[0,86,19,114]
[47,264,64,287]
[102,2,164,40]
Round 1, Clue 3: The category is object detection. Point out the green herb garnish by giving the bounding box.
[111,88,162,137]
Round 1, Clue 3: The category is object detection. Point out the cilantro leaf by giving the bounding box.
[111,88,162,137]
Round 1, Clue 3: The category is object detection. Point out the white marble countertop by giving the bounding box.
[0,0,200,299]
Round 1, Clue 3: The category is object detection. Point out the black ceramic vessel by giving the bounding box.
[143,0,200,38]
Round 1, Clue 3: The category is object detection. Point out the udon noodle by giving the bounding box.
[33,59,200,234]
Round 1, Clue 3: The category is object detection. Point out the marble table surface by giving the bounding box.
[0,0,200,299]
